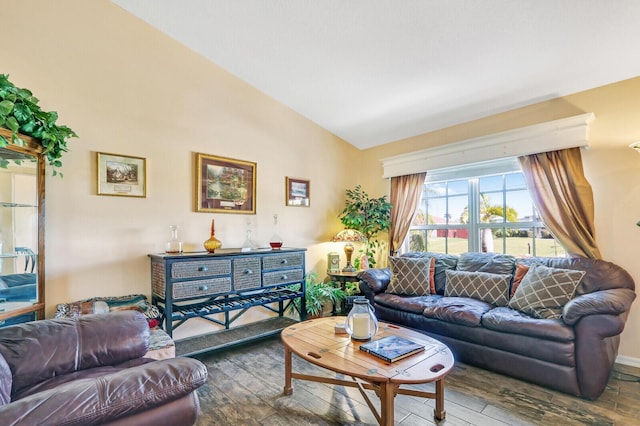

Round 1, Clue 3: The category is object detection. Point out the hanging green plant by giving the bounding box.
[0,74,77,176]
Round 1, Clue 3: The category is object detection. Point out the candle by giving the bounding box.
[352,313,370,339]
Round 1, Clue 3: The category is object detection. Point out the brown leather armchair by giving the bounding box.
[0,310,207,425]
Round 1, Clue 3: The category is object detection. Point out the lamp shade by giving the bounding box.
[331,229,367,243]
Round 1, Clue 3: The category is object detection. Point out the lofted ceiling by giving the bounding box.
[112,0,640,150]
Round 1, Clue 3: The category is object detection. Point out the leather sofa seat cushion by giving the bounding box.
[482,307,575,342]
[374,293,436,314]
[422,296,493,327]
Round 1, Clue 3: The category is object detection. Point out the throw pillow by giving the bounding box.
[444,269,512,306]
[387,256,432,296]
[508,263,585,319]
[510,263,530,298]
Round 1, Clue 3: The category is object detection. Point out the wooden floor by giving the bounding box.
[193,336,640,425]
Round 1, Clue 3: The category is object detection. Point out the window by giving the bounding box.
[403,160,566,257]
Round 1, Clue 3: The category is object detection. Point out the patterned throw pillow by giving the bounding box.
[387,256,432,296]
[508,263,585,319]
[444,269,512,306]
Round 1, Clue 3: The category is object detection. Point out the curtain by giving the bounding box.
[389,172,427,255]
[518,147,601,259]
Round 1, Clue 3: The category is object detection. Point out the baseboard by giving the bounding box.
[616,355,640,368]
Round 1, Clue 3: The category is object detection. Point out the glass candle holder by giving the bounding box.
[345,297,378,341]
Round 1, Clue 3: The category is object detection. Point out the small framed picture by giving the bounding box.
[195,153,256,214]
[286,177,310,207]
[97,152,146,198]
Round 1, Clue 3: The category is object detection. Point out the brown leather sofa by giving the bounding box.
[358,252,636,399]
[0,310,208,425]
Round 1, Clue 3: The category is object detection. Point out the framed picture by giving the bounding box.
[195,153,256,214]
[286,177,310,207]
[97,152,146,197]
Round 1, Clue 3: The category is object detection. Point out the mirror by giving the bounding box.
[0,145,39,325]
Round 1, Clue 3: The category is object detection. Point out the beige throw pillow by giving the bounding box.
[387,256,432,296]
[508,263,585,319]
[444,269,512,306]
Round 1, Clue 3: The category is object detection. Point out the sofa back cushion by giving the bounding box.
[516,257,635,296]
[0,311,149,398]
[444,269,512,306]
[402,252,457,295]
[457,252,516,276]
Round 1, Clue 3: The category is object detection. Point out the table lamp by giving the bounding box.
[331,229,367,272]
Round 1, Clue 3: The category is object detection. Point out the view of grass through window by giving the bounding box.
[404,170,566,258]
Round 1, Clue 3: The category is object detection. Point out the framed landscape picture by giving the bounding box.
[195,153,256,214]
[286,177,310,207]
[97,152,146,197]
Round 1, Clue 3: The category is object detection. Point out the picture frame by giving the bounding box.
[195,153,256,214]
[286,177,310,207]
[97,152,146,198]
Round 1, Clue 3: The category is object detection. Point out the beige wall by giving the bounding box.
[3,1,360,331]
[4,1,640,361]
[362,77,640,362]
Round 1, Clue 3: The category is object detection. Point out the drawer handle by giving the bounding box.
[245,269,253,275]
[199,266,208,272]
[200,285,209,291]
[281,259,288,264]
[281,275,288,280]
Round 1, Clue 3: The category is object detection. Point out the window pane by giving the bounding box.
[480,192,505,222]
[447,179,467,196]
[448,195,467,224]
[505,189,532,222]
[428,198,447,224]
[479,175,502,192]
[505,172,526,190]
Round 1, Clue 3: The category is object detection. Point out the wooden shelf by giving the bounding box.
[175,316,298,357]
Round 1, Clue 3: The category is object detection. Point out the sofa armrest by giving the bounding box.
[357,268,391,299]
[0,357,207,426]
[563,288,636,325]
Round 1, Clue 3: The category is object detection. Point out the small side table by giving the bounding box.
[327,270,361,314]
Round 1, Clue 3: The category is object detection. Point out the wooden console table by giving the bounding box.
[149,248,306,350]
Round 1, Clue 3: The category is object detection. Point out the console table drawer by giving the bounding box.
[263,269,304,287]
[233,257,262,291]
[263,252,304,270]
[171,259,231,279]
[173,277,232,300]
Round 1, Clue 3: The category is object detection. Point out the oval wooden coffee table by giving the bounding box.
[281,316,455,425]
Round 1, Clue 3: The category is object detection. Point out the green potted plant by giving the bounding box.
[0,74,77,176]
[338,185,393,268]
[289,272,346,318]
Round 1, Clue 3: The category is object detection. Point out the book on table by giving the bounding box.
[359,335,429,363]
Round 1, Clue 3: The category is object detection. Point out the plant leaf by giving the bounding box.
[0,99,14,115]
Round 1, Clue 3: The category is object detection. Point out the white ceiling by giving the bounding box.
[112,0,640,150]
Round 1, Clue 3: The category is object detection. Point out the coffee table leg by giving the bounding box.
[380,383,396,426]
[284,345,293,395]
[434,378,446,420]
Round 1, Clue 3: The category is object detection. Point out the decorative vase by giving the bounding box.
[165,225,183,254]
[269,213,283,249]
[203,218,222,253]
[345,296,378,341]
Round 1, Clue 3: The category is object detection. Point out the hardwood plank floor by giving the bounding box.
[193,336,640,425]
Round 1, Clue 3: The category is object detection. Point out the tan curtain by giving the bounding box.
[389,172,427,255]
[518,147,601,259]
